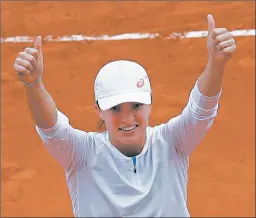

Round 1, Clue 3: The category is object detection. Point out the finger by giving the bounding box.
[216,38,235,50]
[34,36,42,55]
[212,28,228,39]
[13,63,30,76]
[222,44,236,54]
[16,57,34,72]
[215,32,233,43]
[24,47,39,60]
[207,14,215,39]
[18,52,36,67]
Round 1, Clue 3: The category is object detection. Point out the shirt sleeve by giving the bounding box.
[35,109,92,172]
[161,77,222,156]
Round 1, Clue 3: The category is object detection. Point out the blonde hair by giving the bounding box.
[97,119,105,130]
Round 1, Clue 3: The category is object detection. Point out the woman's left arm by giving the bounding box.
[198,14,236,97]
[161,14,236,157]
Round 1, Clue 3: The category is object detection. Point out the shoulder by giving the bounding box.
[147,117,176,138]
[85,131,108,143]
[72,129,108,145]
[146,117,180,148]
[146,121,170,143]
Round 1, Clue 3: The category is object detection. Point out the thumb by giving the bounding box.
[207,14,215,39]
[34,36,43,55]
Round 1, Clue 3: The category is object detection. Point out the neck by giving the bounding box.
[121,147,143,157]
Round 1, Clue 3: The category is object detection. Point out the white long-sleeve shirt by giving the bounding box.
[35,79,221,217]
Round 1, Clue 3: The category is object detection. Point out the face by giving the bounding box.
[95,102,152,156]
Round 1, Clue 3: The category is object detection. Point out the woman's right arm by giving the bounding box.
[13,36,88,172]
[24,80,58,129]
[13,36,57,129]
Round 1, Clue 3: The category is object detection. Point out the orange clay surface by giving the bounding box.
[1,2,255,217]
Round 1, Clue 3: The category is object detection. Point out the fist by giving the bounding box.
[207,14,236,65]
[13,36,43,85]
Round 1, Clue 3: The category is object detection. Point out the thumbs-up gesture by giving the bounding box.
[13,36,43,86]
[207,14,236,66]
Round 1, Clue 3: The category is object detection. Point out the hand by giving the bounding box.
[207,14,236,66]
[13,36,43,85]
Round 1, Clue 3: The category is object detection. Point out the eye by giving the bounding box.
[110,105,120,112]
[133,103,142,110]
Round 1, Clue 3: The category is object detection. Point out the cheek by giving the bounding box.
[104,115,120,130]
[136,112,150,125]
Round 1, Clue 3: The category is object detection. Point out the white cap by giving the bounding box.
[94,60,152,110]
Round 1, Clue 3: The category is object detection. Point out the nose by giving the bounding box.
[120,110,135,124]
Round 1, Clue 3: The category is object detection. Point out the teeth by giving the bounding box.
[121,125,136,131]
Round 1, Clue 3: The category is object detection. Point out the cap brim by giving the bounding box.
[97,91,151,111]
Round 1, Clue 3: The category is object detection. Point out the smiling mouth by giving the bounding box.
[119,125,139,132]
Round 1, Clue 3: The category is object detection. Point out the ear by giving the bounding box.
[94,103,104,120]
[94,103,101,116]
[148,104,152,114]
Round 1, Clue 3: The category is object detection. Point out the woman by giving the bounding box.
[13,14,236,217]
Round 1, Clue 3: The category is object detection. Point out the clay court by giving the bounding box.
[1,1,255,217]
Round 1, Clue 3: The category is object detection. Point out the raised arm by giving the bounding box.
[13,36,57,129]
[13,37,88,172]
[162,14,236,156]
[198,14,236,96]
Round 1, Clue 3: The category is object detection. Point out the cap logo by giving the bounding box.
[137,79,144,88]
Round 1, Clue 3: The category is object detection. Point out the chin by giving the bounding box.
[119,134,144,146]
[113,127,147,146]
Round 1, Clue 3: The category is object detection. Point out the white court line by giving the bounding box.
[1,29,255,43]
